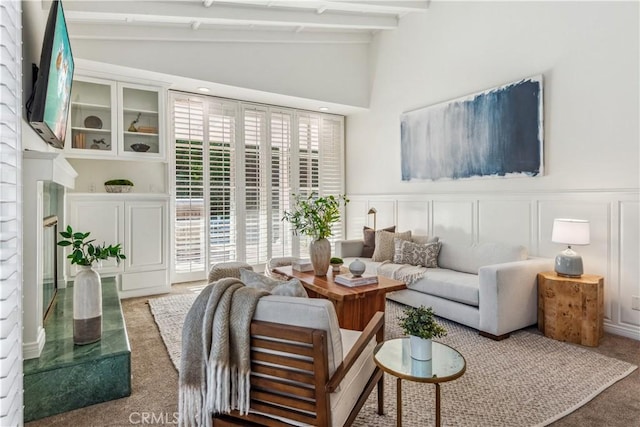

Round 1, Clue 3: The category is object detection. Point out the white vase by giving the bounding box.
[74,265,102,345]
[409,335,432,361]
[309,238,331,276]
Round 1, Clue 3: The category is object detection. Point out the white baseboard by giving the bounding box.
[118,284,171,300]
[604,322,640,341]
[23,327,46,360]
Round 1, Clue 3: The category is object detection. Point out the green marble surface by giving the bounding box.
[24,278,132,422]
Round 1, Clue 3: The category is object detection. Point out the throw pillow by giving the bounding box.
[362,225,396,258]
[372,230,412,262]
[240,269,309,298]
[393,239,441,268]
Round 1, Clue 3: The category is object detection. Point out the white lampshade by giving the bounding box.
[552,219,590,246]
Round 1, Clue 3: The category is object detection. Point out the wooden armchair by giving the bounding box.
[213,296,385,426]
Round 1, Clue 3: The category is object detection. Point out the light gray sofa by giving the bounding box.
[336,237,554,339]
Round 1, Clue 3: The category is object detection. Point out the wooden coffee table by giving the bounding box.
[274,266,406,331]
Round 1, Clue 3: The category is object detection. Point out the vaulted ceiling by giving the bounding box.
[63,0,430,44]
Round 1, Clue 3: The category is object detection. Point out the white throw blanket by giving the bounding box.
[178,278,269,427]
[377,261,428,286]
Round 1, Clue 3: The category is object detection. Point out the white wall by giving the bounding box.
[70,39,370,108]
[345,1,640,339]
[347,1,639,194]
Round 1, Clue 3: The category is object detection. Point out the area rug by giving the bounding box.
[149,294,636,426]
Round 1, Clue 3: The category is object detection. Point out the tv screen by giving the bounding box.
[28,0,74,149]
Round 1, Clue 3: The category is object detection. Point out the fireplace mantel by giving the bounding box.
[23,150,78,359]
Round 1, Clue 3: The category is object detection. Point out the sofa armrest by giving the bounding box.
[478,258,554,336]
[335,239,364,258]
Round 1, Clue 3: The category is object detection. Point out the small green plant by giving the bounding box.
[57,225,126,266]
[104,179,134,186]
[399,306,447,340]
[282,192,349,240]
[330,257,343,264]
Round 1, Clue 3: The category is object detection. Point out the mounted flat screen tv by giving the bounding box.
[28,0,74,149]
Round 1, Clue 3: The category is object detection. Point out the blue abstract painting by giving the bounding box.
[400,76,543,181]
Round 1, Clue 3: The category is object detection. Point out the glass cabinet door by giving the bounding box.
[66,77,117,156]
[119,83,163,159]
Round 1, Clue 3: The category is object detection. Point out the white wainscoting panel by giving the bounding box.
[433,201,474,245]
[478,200,532,249]
[397,201,430,236]
[620,201,640,328]
[344,190,639,340]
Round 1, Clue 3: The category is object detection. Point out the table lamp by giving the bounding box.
[551,218,590,277]
[367,207,377,230]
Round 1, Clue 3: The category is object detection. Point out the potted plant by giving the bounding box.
[330,257,344,273]
[58,225,126,345]
[282,192,349,276]
[399,305,447,360]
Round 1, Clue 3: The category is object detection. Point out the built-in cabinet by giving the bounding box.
[66,76,165,161]
[66,193,170,298]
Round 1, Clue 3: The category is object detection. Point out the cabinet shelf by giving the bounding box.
[122,108,158,115]
[71,102,110,110]
[72,127,111,134]
[124,131,158,137]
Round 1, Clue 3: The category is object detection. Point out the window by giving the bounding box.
[170,93,344,282]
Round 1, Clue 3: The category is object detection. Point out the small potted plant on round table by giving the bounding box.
[399,305,447,360]
[330,257,344,273]
[58,225,126,345]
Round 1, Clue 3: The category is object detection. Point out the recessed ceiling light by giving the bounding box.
[319,107,329,112]
[197,87,210,93]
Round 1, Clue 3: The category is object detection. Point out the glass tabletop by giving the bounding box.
[374,337,466,383]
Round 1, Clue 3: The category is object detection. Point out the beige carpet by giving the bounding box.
[149,294,636,427]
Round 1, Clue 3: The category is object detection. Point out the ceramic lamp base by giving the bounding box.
[555,247,584,278]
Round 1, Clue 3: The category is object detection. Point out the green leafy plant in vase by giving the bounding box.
[58,225,126,345]
[282,192,349,276]
[399,305,447,360]
[330,257,344,273]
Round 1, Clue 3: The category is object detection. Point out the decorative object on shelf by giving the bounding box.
[84,115,102,129]
[104,179,134,193]
[137,126,157,134]
[130,143,150,152]
[57,225,126,345]
[330,257,343,273]
[367,207,377,230]
[551,218,590,277]
[348,258,366,277]
[90,138,109,150]
[73,133,86,149]
[399,305,447,360]
[282,192,349,276]
[128,112,141,132]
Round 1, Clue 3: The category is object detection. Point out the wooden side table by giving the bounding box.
[537,271,604,347]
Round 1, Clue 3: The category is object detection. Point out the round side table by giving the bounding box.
[373,337,466,427]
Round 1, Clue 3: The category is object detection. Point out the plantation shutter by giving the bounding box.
[242,106,268,265]
[296,113,321,258]
[0,1,23,425]
[320,116,345,244]
[208,100,237,264]
[173,96,206,280]
[269,110,293,258]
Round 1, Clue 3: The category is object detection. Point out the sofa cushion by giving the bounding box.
[240,269,309,298]
[362,225,395,258]
[372,230,412,262]
[409,268,480,306]
[438,242,528,274]
[393,239,441,268]
[412,235,440,245]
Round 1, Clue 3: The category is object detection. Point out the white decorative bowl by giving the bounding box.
[105,185,132,193]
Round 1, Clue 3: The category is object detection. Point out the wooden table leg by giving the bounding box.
[396,378,402,427]
[435,383,441,427]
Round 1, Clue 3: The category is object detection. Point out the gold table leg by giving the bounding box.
[396,378,402,427]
